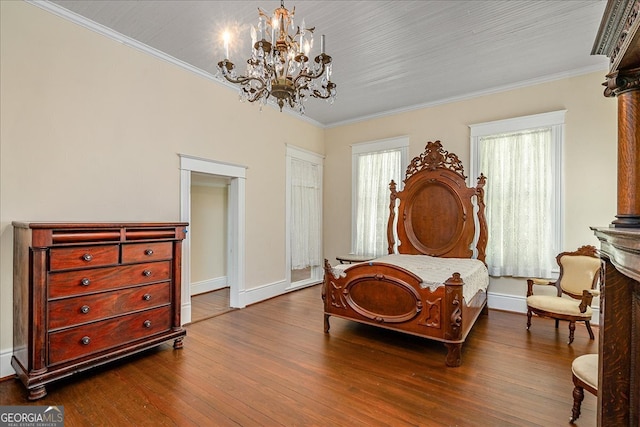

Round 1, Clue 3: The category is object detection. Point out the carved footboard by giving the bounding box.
[322,259,487,367]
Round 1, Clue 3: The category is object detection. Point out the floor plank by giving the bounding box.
[190,287,233,323]
[0,285,598,426]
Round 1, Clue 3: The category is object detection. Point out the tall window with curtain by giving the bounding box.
[470,111,565,279]
[352,137,408,257]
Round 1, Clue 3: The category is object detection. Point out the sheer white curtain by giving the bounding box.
[354,150,402,257]
[291,158,321,270]
[479,128,556,278]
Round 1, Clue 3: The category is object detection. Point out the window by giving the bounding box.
[352,136,409,257]
[286,145,323,286]
[469,111,565,278]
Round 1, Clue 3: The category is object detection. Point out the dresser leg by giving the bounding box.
[173,337,184,349]
[28,385,47,401]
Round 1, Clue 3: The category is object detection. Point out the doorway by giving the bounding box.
[179,154,247,325]
[189,173,231,322]
[286,145,324,288]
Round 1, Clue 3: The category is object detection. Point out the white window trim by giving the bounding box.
[351,136,409,254]
[469,110,566,274]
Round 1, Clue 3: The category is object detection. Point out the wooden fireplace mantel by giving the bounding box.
[592,1,640,426]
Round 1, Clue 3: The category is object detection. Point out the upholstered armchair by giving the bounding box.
[526,245,601,344]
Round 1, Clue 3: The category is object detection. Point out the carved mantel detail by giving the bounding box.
[592,0,640,74]
[604,66,640,96]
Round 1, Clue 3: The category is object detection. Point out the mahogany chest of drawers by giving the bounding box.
[11,222,188,400]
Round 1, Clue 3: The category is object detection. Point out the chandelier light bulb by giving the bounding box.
[250,26,257,46]
[258,16,266,40]
[223,31,230,59]
[271,13,279,43]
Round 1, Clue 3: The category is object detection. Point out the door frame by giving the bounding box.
[179,154,247,324]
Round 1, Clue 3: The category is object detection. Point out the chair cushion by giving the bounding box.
[559,255,601,295]
[572,354,598,389]
[526,295,592,317]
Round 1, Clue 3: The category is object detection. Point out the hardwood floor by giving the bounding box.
[190,287,234,323]
[0,285,598,426]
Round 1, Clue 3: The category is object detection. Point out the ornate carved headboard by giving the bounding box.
[387,141,488,262]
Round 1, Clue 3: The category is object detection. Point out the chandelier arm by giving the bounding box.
[243,86,269,103]
[220,73,269,102]
[292,64,325,88]
[292,54,332,85]
[311,89,332,99]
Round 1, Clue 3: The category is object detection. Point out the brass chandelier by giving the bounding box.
[217,0,336,114]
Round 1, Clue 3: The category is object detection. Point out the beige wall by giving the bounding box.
[324,71,618,297]
[0,2,324,365]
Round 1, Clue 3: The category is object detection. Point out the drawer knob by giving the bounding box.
[80,305,90,314]
[143,320,152,328]
[81,336,91,345]
[142,270,152,277]
[82,253,93,262]
[144,249,154,256]
[143,294,151,301]
[81,278,91,286]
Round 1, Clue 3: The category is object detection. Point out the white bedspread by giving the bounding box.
[331,254,489,301]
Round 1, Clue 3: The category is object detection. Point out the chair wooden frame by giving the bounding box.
[526,245,601,344]
[570,354,598,423]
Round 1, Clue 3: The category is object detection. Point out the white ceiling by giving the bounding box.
[44,0,610,127]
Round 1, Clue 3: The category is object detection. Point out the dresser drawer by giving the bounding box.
[48,261,172,298]
[48,306,172,365]
[48,282,171,330]
[121,242,172,263]
[49,245,119,271]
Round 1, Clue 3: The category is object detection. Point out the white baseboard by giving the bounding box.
[181,300,192,326]
[1,348,14,379]
[191,276,227,296]
[487,291,528,313]
[487,291,600,325]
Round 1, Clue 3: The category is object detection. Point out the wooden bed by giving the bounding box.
[322,140,488,367]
